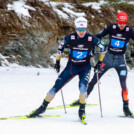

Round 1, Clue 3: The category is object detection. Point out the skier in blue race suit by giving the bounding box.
[28,17,106,120]
[71,12,134,117]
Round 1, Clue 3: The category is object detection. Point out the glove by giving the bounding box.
[54,60,60,73]
[94,61,102,72]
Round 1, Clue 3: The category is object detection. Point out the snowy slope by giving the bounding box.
[0,58,134,134]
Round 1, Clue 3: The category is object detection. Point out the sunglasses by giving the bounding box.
[118,21,126,25]
[76,28,87,31]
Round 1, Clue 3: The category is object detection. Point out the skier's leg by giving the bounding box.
[87,62,109,96]
[28,62,76,117]
[45,65,75,101]
[115,65,133,116]
[70,60,110,106]
[115,66,128,101]
[78,64,91,120]
[78,65,91,103]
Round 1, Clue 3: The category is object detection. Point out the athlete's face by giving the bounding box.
[76,27,87,38]
[117,21,127,30]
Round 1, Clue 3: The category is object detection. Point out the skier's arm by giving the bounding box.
[92,36,106,71]
[98,40,106,62]
[54,35,70,72]
[56,35,70,60]
[93,36,106,62]
[130,29,134,41]
[96,25,110,39]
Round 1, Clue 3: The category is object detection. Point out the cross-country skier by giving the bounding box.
[27,17,106,121]
[71,12,134,117]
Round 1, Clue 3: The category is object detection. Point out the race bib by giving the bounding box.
[111,39,125,48]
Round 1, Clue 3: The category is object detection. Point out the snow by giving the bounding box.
[53,8,69,19]
[83,0,108,10]
[62,8,85,17]
[39,0,49,2]
[45,1,85,19]
[7,0,134,20]
[128,2,134,4]
[7,0,36,18]
[0,57,134,134]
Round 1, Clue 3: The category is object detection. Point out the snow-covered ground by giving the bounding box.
[0,57,134,134]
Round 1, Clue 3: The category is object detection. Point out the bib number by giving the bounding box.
[73,50,87,59]
[111,39,125,48]
[77,52,83,59]
[115,41,120,47]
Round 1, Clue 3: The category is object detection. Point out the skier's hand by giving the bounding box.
[54,60,60,73]
[94,61,102,72]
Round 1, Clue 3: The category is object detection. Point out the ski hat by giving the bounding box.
[75,17,87,28]
[117,12,127,21]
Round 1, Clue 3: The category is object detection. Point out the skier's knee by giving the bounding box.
[79,83,87,94]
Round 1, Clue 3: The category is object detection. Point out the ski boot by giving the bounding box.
[123,102,133,117]
[78,103,86,120]
[70,99,80,106]
[27,101,49,118]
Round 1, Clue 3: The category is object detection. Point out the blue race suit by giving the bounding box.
[48,32,106,99]
[87,23,134,103]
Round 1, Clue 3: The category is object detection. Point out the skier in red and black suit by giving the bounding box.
[71,12,134,117]
[27,17,106,121]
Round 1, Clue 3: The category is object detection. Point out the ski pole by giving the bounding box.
[91,57,103,117]
[57,73,67,114]
[96,70,103,117]
[61,89,67,114]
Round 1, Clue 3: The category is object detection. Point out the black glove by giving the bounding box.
[54,60,60,73]
[94,61,102,72]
